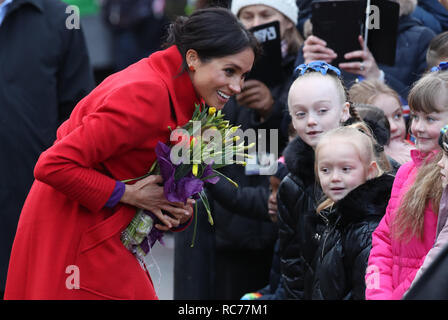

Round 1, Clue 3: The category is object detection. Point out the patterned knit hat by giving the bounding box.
[231,0,299,25]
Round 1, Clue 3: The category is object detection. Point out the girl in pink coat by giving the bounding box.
[410,125,448,286]
[365,66,448,300]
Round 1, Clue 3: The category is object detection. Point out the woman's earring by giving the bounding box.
[189,65,195,71]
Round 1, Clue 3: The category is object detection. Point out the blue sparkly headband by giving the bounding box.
[294,61,341,78]
[430,61,448,72]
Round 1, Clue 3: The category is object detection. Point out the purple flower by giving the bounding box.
[202,163,220,184]
[155,142,219,203]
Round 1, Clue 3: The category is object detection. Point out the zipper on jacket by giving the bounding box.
[318,211,330,258]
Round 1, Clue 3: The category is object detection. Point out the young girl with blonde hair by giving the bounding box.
[349,80,414,165]
[277,61,361,299]
[408,125,448,289]
[366,66,448,300]
[310,123,394,299]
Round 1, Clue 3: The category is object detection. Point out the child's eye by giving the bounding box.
[318,109,328,114]
[342,167,352,172]
[295,111,306,119]
[427,116,435,122]
[393,113,402,120]
[411,114,419,121]
[320,167,329,174]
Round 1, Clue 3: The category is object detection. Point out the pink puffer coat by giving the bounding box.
[365,150,438,300]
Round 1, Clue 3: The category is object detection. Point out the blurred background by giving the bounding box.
[63,0,232,85]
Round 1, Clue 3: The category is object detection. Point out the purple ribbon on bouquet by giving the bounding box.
[156,141,219,202]
[137,142,220,255]
[139,210,165,255]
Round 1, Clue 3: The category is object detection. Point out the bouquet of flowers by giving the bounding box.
[120,104,254,265]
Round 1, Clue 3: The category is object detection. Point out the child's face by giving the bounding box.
[437,152,448,188]
[289,75,349,148]
[268,175,281,223]
[411,110,448,154]
[371,93,406,142]
[317,140,371,202]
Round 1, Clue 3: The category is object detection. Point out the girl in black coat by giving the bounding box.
[277,61,361,299]
[311,124,394,299]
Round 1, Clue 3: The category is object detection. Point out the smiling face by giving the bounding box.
[288,74,349,148]
[186,48,255,110]
[371,93,407,142]
[411,109,448,154]
[238,5,294,39]
[317,139,371,202]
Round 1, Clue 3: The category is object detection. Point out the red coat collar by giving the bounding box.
[147,46,201,127]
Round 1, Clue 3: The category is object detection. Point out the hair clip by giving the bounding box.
[444,141,448,152]
[439,125,448,152]
[294,61,341,78]
[430,61,448,72]
[374,143,384,154]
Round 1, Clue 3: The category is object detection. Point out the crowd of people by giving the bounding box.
[3,0,448,300]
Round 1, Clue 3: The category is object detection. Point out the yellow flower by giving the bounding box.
[208,107,216,116]
[192,164,199,176]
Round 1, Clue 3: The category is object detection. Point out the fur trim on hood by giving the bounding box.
[283,136,315,186]
[337,173,395,225]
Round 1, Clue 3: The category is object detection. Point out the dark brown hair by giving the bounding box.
[164,7,261,72]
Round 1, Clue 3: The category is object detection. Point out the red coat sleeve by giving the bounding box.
[34,81,172,213]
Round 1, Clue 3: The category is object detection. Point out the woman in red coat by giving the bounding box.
[4,7,259,300]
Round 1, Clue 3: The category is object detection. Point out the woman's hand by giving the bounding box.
[302,35,337,64]
[236,79,274,120]
[120,175,194,231]
[338,35,381,80]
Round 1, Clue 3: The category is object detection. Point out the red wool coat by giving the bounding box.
[4,46,200,300]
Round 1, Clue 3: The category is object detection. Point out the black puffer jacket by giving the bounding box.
[310,174,394,300]
[277,136,325,299]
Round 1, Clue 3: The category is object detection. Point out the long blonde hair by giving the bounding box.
[349,79,401,108]
[391,71,448,241]
[392,152,442,241]
[315,122,385,213]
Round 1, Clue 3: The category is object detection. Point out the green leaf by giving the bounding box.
[190,201,198,248]
[212,169,238,188]
[198,190,214,225]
